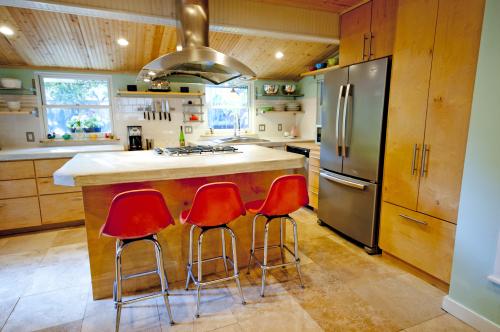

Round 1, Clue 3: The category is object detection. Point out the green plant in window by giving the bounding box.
[82,115,103,133]
[66,115,85,133]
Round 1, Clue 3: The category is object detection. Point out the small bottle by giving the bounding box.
[179,125,186,147]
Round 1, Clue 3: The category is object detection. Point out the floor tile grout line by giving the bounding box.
[0,297,20,332]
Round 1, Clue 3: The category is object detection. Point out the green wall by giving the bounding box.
[448,0,500,326]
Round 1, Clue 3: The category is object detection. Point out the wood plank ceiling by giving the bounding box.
[0,6,337,80]
[255,0,361,13]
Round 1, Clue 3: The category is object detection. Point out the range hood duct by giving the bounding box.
[137,0,256,85]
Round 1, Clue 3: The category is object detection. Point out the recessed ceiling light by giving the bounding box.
[117,38,129,47]
[148,71,156,76]
[0,26,14,36]
[176,45,183,51]
[275,51,284,59]
[143,78,151,83]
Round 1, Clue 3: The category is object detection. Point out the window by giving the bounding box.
[206,85,250,130]
[39,73,113,135]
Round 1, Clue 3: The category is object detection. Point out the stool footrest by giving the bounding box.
[122,269,158,280]
[119,291,166,306]
[191,255,234,267]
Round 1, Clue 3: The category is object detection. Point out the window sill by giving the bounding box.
[40,137,121,144]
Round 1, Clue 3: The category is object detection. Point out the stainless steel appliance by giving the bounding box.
[285,145,309,183]
[318,57,391,254]
[315,125,321,144]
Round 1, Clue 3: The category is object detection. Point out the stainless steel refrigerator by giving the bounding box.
[318,57,390,254]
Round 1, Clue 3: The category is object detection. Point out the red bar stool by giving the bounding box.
[245,174,308,297]
[181,182,246,317]
[101,189,175,331]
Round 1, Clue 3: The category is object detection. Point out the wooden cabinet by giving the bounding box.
[379,201,456,282]
[0,179,38,199]
[0,160,35,180]
[383,0,484,223]
[340,2,372,67]
[39,192,85,224]
[382,0,438,211]
[0,157,84,233]
[308,150,320,209]
[34,158,70,177]
[37,177,81,195]
[380,0,485,282]
[0,197,41,230]
[417,0,485,222]
[339,0,398,67]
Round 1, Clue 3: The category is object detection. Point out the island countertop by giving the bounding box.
[54,144,304,187]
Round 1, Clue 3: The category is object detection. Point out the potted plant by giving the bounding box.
[82,115,103,133]
[66,115,84,133]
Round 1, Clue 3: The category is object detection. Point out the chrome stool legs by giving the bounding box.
[185,225,246,318]
[247,214,305,297]
[113,235,174,331]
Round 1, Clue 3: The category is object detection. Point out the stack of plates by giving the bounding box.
[285,102,301,112]
[273,104,285,112]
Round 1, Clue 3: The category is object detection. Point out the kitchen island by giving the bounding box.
[54,145,304,299]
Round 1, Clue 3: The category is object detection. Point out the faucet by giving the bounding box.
[233,113,241,137]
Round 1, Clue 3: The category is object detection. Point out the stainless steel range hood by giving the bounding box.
[137,0,256,85]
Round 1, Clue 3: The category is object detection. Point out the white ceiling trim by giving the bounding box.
[0,0,338,44]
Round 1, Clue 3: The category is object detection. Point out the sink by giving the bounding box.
[212,136,270,144]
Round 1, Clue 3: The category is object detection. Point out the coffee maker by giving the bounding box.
[127,126,143,151]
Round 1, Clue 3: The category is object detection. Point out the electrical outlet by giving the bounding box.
[26,132,35,142]
[259,124,266,132]
[185,126,193,134]
[278,124,282,131]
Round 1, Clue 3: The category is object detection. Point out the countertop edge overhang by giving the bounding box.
[53,145,305,187]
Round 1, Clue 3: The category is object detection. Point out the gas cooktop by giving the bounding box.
[154,145,239,156]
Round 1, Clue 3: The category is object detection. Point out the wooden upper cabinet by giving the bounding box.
[417,0,485,223]
[382,0,438,209]
[370,0,398,59]
[339,2,372,67]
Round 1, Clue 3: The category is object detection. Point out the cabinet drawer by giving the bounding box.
[379,202,456,283]
[0,179,38,199]
[39,192,85,224]
[37,177,81,195]
[308,167,319,190]
[309,156,320,167]
[0,161,35,180]
[34,159,70,178]
[308,190,318,209]
[0,197,41,230]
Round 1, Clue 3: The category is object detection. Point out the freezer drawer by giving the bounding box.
[318,170,378,249]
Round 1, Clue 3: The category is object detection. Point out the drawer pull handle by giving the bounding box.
[399,214,428,226]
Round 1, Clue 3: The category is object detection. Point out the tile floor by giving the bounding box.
[0,208,475,332]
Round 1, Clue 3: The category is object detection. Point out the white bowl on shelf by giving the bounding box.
[1,78,22,89]
[7,101,21,111]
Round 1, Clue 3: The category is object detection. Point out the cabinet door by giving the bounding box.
[418,0,485,222]
[39,192,85,224]
[339,2,372,67]
[0,197,41,230]
[369,0,398,59]
[382,0,438,209]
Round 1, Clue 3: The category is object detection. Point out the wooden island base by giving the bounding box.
[83,170,287,300]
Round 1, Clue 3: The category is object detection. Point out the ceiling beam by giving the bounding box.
[0,0,339,44]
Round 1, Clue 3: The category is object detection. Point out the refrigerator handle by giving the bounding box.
[335,85,345,156]
[320,171,366,190]
[341,83,351,158]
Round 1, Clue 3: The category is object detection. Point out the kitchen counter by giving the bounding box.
[0,144,124,161]
[54,144,304,187]
[54,144,301,300]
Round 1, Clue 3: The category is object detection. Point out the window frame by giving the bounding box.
[205,82,254,133]
[36,72,115,136]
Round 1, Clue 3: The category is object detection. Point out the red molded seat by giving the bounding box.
[101,189,175,239]
[180,182,246,227]
[245,175,309,216]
